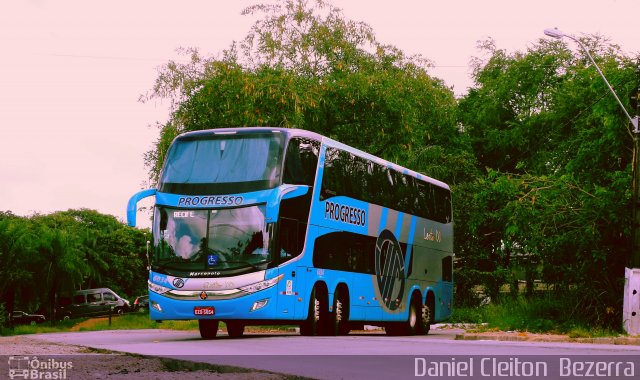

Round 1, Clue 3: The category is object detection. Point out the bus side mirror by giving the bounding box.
[281,185,309,200]
[127,189,157,227]
[159,208,168,231]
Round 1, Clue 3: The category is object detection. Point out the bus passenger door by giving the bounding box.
[275,267,300,319]
[275,217,302,319]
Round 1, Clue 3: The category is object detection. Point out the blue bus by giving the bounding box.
[128,127,453,339]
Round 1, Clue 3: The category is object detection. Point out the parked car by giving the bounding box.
[9,310,46,326]
[132,295,149,313]
[57,288,130,320]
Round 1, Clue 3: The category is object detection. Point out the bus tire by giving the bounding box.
[332,288,350,336]
[300,288,320,336]
[385,323,402,336]
[419,301,432,335]
[198,319,219,339]
[406,296,421,335]
[385,296,420,336]
[226,321,245,338]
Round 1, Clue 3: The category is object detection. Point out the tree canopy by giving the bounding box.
[143,0,468,187]
[456,36,637,326]
[0,209,149,322]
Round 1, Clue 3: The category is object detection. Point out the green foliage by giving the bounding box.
[0,209,150,322]
[454,34,637,330]
[0,314,196,336]
[448,305,485,324]
[455,293,621,334]
[0,303,6,327]
[143,0,465,187]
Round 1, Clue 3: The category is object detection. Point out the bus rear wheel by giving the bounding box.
[199,319,219,339]
[385,297,421,336]
[300,287,329,336]
[300,288,320,336]
[226,321,245,338]
[419,302,432,335]
[332,288,350,336]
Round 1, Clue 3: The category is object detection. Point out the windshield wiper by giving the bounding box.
[222,260,268,271]
[153,256,189,271]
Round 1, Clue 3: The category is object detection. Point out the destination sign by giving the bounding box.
[177,195,243,207]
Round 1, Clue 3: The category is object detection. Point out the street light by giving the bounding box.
[543,28,638,132]
[544,27,640,335]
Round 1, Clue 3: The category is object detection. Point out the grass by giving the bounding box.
[451,296,622,338]
[0,313,194,336]
[1,313,297,337]
[74,313,202,332]
[4,296,623,339]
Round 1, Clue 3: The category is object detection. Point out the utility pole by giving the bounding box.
[632,65,640,268]
[625,64,640,336]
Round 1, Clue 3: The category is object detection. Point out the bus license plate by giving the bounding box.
[194,306,215,316]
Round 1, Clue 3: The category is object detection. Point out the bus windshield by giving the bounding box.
[159,133,284,195]
[152,205,272,271]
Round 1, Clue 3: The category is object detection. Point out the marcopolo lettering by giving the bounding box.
[324,201,366,226]
[178,195,243,207]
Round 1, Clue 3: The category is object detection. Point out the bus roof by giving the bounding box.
[176,127,325,141]
[176,127,449,190]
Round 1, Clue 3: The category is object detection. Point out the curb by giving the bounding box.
[456,333,640,346]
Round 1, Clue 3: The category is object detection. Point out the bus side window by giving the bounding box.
[283,138,320,186]
[442,256,453,282]
[278,217,300,259]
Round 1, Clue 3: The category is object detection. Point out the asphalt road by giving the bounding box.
[34,328,640,379]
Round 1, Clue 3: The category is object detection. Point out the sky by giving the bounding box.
[1,0,639,230]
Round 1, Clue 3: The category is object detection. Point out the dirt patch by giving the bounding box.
[70,317,111,332]
[0,335,301,379]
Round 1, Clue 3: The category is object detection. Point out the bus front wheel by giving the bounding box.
[199,319,219,339]
[226,321,245,338]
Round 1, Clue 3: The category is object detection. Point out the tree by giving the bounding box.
[0,209,150,326]
[40,228,87,323]
[0,213,38,316]
[142,0,465,187]
[456,35,637,326]
[48,209,149,298]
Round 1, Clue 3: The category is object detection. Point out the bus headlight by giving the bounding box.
[148,281,171,295]
[240,274,284,294]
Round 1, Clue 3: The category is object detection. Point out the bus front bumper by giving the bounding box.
[148,287,279,321]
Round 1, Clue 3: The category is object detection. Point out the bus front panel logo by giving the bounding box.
[172,278,185,288]
[375,229,405,311]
